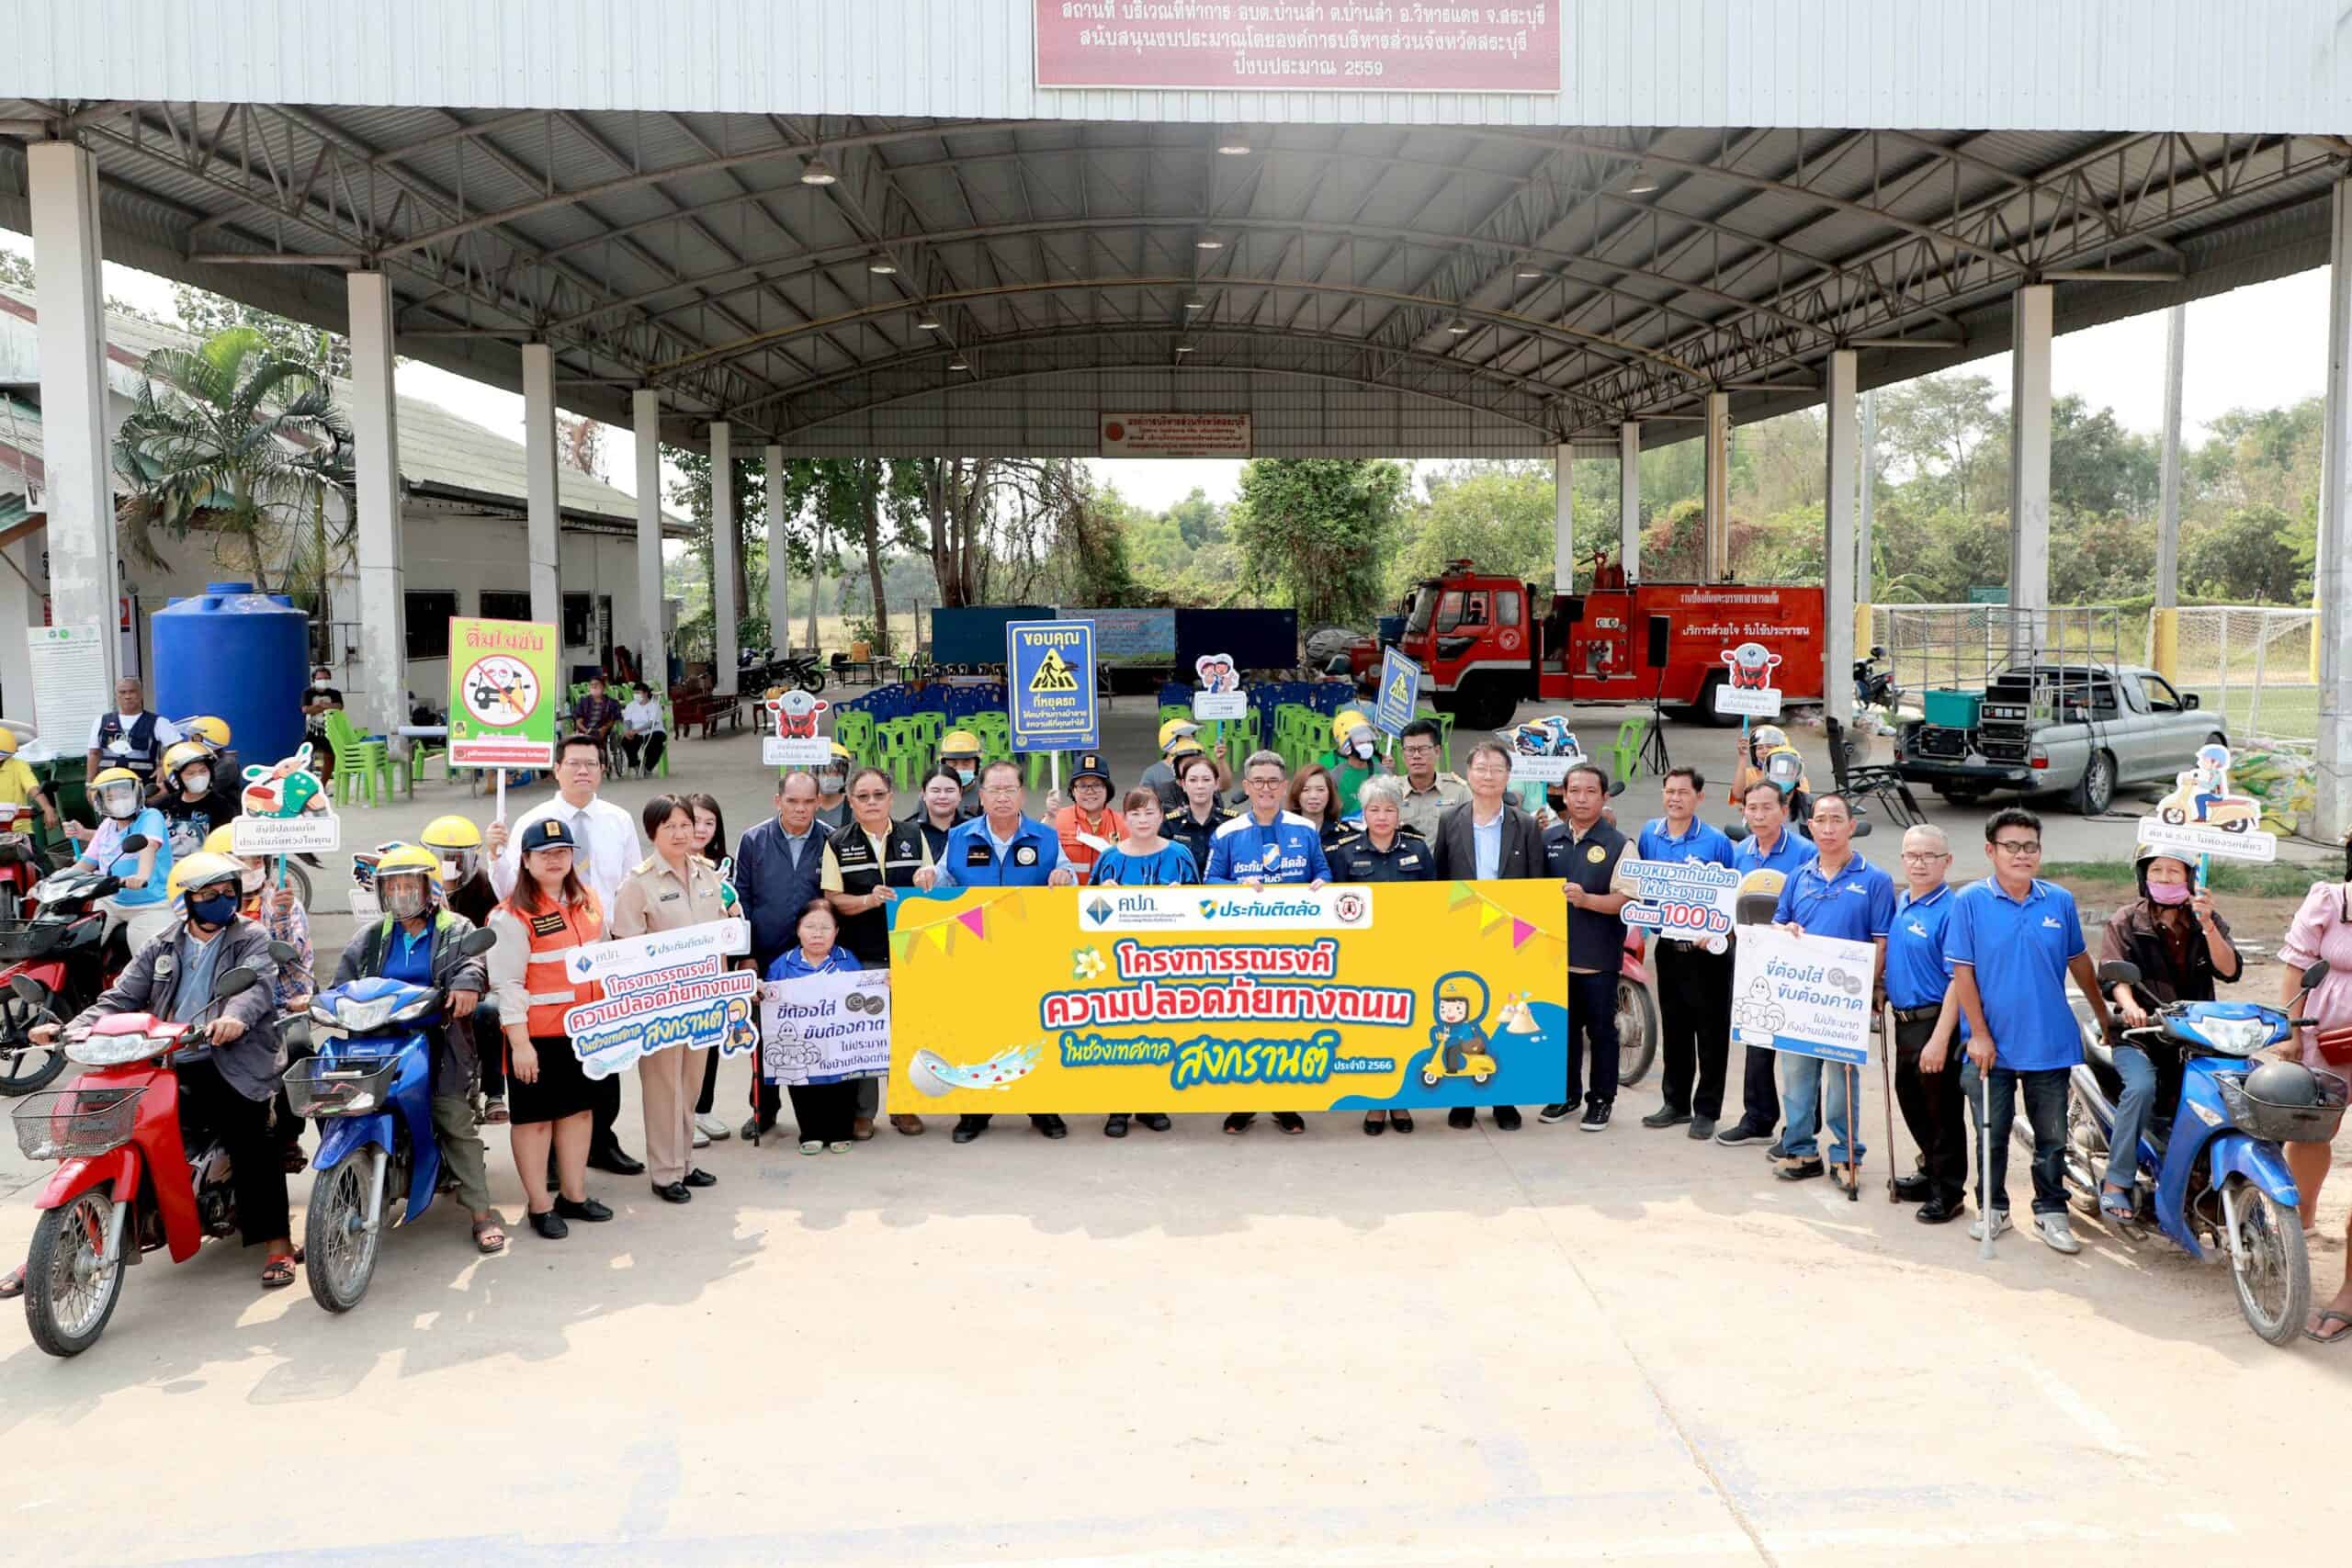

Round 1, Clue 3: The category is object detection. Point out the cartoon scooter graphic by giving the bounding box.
[1421,971,1499,1087]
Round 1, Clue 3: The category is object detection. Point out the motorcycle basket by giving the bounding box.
[10,1086,144,1160]
[0,919,67,961]
[2218,1066,2349,1145]
[281,1055,401,1119]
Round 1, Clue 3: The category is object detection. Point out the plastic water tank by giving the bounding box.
[152,581,310,768]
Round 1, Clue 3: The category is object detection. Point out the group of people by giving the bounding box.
[6,681,2352,1348]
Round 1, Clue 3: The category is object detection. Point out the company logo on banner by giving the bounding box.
[1728,926,1877,1066]
[760,969,891,1086]
[560,919,760,1079]
[1035,4,1563,94]
[888,882,1566,1113]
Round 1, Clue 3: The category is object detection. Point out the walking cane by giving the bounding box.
[1843,1061,1860,1202]
[1976,1063,1998,1261]
[1879,1003,1900,1203]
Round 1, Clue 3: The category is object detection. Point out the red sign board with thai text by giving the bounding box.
[1035,4,1563,94]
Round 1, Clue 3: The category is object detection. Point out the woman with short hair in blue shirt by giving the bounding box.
[1084,787,1195,1139]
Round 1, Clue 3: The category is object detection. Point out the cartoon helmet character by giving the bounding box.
[2195,741,2231,779]
[767,687,831,740]
[1195,653,1237,692]
[1434,971,1490,1025]
[1721,641,1783,692]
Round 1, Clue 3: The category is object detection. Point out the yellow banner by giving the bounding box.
[887,882,1569,1113]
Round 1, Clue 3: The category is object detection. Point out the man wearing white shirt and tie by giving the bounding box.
[487,732,648,1175]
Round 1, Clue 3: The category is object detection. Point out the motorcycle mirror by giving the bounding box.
[211,965,260,1000]
[267,940,300,964]
[457,926,499,958]
[8,972,44,1005]
[1850,818,1873,839]
[1606,780,1625,797]
[2097,959,2143,987]
[1870,644,1889,660]
[2302,958,2332,991]
[117,834,148,853]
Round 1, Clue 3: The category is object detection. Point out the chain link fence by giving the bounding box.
[2160,606,2317,750]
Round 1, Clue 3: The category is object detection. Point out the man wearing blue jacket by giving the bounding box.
[918,759,1077,1143]
[733,771,830,1138]
[1204,750,1330,1135]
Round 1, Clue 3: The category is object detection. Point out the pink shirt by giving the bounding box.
[2278,883,2352,1050]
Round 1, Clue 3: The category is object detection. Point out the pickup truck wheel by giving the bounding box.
[1933,784,1986,805]
[1694,673,1741,728]
[2071,750,2116,816]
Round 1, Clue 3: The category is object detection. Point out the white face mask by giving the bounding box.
[183,769,211,795]
[101,788,141,820]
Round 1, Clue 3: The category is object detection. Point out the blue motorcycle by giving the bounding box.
[2067,958,2345,1345]
[279,926,497,1314]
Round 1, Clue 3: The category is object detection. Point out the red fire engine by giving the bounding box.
[1363,558,1828,731]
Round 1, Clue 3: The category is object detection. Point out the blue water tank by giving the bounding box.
[153,581,310,768]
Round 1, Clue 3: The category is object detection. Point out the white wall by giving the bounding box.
[397,512,650,710]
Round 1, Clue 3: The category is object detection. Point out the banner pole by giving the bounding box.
[1845,1062,1860,1202]
[1880,1004,1900,1203]
[495,767,507,824]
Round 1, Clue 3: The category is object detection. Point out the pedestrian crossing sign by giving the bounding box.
[1029,648,1080,694]
[1007,619,1099,750]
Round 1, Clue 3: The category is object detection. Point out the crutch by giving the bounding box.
[1879,1002,1901,1203]
[1976,1064,1998,1261]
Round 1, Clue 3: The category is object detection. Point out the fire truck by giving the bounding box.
[1363,559,1829,731]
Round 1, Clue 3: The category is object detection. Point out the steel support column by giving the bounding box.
[346,271,407,741]
[1703,391,1730,581]
[1824,349,1858,727]
[521,343,561,633]
[2315,181,2352,840]
[765,445,791,654]
[26,141,120,701]
[2152,304,2188,681]
[1553,443,1575,591]
[709,421,738,698]
[2007,283,2054,651]
[632,389,664,685]
[1618,422,1641,583]
[1856,389,1876,653]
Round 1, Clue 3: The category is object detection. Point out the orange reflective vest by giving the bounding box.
[520,894,605,1037]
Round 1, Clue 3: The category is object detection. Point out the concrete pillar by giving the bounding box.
[345,272,407,741]
[1553,443,1575,591]
[1856,389,1877,661]
[805,518,822,654]
[632,389,664,689]
[766,444,792,651]
[521,343,561,635]
[1824,350,1859,727]
[1618,422,1641,583]
[2151,303,2188,682]
[26,141,120,696]
[2314,179,2352,840]
[2007,283,2054,650]
[1703,391,1731,580]
[708,421,738,697]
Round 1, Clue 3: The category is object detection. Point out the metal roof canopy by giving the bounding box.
[0,101,2343,457]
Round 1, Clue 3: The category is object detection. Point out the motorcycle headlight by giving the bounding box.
[2188,1015,2273,1056]
[334,995,398,1032]
[391,996,437,1024]
[66,1031,171,1067]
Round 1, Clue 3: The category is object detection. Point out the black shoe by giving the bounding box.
[1892,1174,1933,1203]
[1137,1113,1171,1133]
[650,1180,692,1204]
[1223,1112,1252,1134]
[1362,1113,1385,1136]
[1916,1196,1963,1224]
[527,1209,569,1241]
[741,1115,773,1141]
[1773,1156,1826,1182]
[588,1145,646,1177]
[1272,1112,1306,1134]
[952,1116,986,1145]
[1579,1100,1612,1133]
[1390,1110,1414,1134]
[1641,1105,1692,1129]
[1035,1114,1069,1139]
[1493,1105,1521,1131]
[1447,1106,1476,1130]
[1689,1116,1718,1142]
[554,1194,613,1222]
[1538,1102,1576,1124]
[683,1168,718,1189]
[1713,1120,1772,1147]
[1104,1114,1130,1139]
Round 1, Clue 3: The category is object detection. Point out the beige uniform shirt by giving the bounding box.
[610,853,734,939]
[1398,772,1471,841]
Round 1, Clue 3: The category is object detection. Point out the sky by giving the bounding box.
[3,229,2333,512]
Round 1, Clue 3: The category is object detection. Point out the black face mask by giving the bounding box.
[186,891,239,929]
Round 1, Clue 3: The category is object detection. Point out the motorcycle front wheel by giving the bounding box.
[1616,978,1658,1088]
[797,668,827,695]
[0,984,66,1096]
[25,1190,123,1357]
[306,1153,382,1314]
[2225,1177,2308,1348]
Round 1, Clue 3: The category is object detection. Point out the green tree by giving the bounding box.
[1167,486,1226,549]
[2181,503,2312,604]
[170,283,356,378]
[2051,395,2158,518]
[1229,457,1408,626]
[1877,373,2006,514]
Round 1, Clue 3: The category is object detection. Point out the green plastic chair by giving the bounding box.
[833,709,876,770]
[908,711,945,755]
[1609,716,1650,784]
[323,709,407,807]
[1412,706,1457,772]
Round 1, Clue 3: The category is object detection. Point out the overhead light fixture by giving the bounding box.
[1174,343,1194,355]
[914,312,942,330]
[868,257,898,275]
[1216,141,1251,156]
[1515,265,1545,279]
[1194,231,1226,251]
[947,355,969,371]
[1184,295,1207,311]
[1446,317,1472,335]
[1625,165,1659,194]
[800,156,837,186]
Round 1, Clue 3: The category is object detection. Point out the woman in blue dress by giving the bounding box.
[1085,788,1198,1137]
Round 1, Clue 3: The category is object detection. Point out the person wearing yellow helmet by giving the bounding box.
[0,723,62,840]
[327,841,506,1254]
[937,728,986,816]
[84,675,185,793]
[75,764,175,955]
[1139,716,1229,811]
[1315,707,1387,817]
[156,739,241,861]
[421,813,506,1122]
[806,742,854,831]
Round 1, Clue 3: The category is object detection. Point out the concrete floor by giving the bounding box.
[2,694,2347,1566]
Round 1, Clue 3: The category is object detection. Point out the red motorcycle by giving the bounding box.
[1618,929,1660,1087]
[7,956,276,1357]
[0,802,53,925]
[0,841,142,1097]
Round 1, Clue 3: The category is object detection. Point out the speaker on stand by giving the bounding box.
[1637,614,1673,774]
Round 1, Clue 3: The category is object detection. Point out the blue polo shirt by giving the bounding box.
[1636,817,1736,868]
[1773,851,1895,945]
[383,920,435,987]
[1730,824,1810,896]
[935,816,1064,887]
[1884,885,1959,1013]
[1204,815,1330,885]
[1944,876,2087,1072]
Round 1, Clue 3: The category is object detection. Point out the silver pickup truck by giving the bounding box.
[1892,663,2227,816]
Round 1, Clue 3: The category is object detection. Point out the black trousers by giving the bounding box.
[786,1080,859,1144]
[1655,942,1733,1119]
[177,1056,289,1247]
[592,1071,622,1148]
[1566,968,1620,1107]
[619,731,666,773]
[1738,1043,1782,1135]
[696,1046,719,1116]
[1892,1010,1969,1205]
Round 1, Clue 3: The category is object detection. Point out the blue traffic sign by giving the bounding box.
[1007,619,1099,751]
[1373,647,1421,736]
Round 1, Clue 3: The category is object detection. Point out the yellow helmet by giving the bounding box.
[0,725,17,757]
[1435,972,1489,1016]
[202,825,237,855]
[420,814,483,852]
[91,765,141,790]
[373,842,441,882]
[1158,716,1202,752]
[160,739,213,784]
[829,741,853,761]
[184,716,231,750]
[1331,708,1372,746]
[90,766,144,818]
[167,851,243,904]
[940,728,983,761]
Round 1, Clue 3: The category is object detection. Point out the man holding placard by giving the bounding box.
[1769,794,1895,1190]
[1713,782,1813,1151]
[1632,766,1738,1140]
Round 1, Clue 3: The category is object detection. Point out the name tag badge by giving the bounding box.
[529,911,569,938]
[965,844,992,866]
[659,890,683,902]
[1013,845,1038,866]
[1398,855,1420,868]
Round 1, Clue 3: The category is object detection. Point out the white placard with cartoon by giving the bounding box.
[762,688,833,767]
[1729,925,1876,1066]
[761,969,892,1085]
[232,746,340,853]
[2137,742,2278,863]
[1713,641,1785,716]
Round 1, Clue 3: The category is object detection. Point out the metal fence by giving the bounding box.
[1869,604,2134,695]
[2159,606,2317,750]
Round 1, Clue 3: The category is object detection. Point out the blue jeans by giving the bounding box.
[1777,1054,1865,1165]
[1961,1061,2070,1216]
[2103,1044,2158,1191]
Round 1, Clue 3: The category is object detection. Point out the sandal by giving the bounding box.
[1827,1165,1859,1195]
[482,1097,510,1125]
[2099,1186,2135,1223]
[471,1217,507,1256]
[2306,1309,2352,1345]
[0,1263,22,1300]
[260,1250,302,1290]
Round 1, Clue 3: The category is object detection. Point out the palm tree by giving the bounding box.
[111,326,356,595]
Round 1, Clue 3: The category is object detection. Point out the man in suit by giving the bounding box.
[1542,761,1632,1131]
[1431,740,1546,1132]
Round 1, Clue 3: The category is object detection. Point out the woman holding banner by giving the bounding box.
[1084,786,1198,1140]
[822,768,930,1137]
[611,795,729,1205]
[686,793,735,1145]
[486,818,608,1241]
[1325,775,1433,1135]
[767,899,864,1153]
